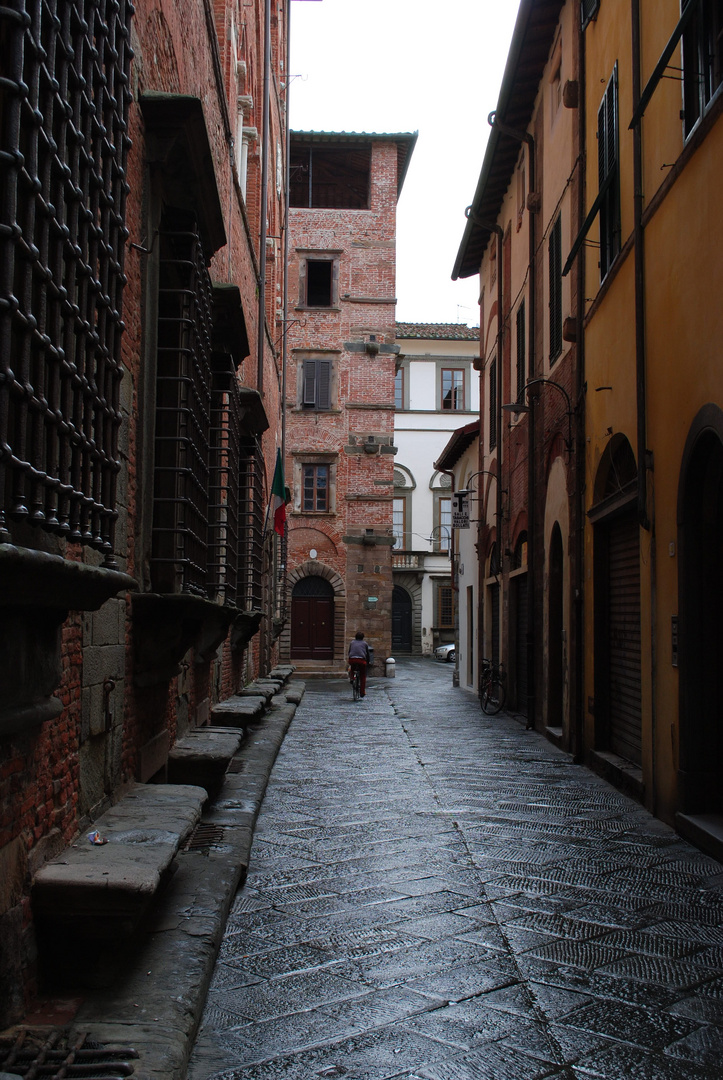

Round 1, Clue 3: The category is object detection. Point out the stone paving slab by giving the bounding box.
[188,659,723,1080]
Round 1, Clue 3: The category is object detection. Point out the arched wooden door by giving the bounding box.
[392,585,413,652]
[290,576,334,660]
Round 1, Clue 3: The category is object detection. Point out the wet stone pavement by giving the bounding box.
[187,659,723,1080]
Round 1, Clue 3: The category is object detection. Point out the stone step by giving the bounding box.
[32,783,206,985]
[168,728,244,797]
[210,694,266,728]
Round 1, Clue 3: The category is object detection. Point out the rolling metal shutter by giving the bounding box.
[607,513,642,764]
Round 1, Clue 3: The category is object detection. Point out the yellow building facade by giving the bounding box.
[573,0,723,854]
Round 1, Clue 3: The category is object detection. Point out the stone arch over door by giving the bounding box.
[677,405,723,816]
[280,562,346,664]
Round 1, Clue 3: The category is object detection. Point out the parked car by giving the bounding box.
[434,642,456,663]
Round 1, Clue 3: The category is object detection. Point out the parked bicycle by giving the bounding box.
[479,659,506,715]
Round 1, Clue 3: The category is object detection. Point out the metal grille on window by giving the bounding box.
[151,213,213,596]
[238,438,264,611]
[208,367,243,606]
[0,0,134,564]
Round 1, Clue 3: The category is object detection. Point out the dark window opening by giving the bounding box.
[598,65,620,281]
[306,260,333,306]
[682,0,723,137]
[290,143,371,209]
[0,0,134,564]
[549,215,563,362]
[303,358,332,410]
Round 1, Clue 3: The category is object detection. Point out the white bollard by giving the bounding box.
[385,657,396,678]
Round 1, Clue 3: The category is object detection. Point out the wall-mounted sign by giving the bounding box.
[452,490,470,529]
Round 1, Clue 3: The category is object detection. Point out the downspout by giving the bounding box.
[281,0,291,471]
[574,15,587,761]
[279,0,291,627]
[631,0,656,812]
[257,0,272,394]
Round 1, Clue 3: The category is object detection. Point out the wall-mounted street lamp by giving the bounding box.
[503,377,575,453]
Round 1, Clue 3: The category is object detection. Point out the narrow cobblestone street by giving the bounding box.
[188,659,723,1080]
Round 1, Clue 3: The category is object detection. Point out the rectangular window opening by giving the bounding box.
[598,65,620,281]
[516,301,526,402]
[290,141,371,209]
[682,0,723,137]
[441,368,465,411]
[489,358,497,451]
[306,261,333,307]
[302,357,332,409]
[302,464,329,512]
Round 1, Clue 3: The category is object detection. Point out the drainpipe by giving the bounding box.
[574,15,587,762]
[488,112,536,729]
[632,0,656,813]
[256,0,272,394]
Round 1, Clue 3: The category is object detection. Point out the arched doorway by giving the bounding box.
[548,523,564,729]
[290,576,334,660]
[392,585,413,653]
[592,437,641,764]
[679,418,723,814]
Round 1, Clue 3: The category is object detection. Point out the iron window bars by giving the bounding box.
[151,214,213,596]
[0,0,134,566]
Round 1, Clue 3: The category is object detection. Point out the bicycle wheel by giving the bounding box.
[352,670,360,701]
[481,678,505,715]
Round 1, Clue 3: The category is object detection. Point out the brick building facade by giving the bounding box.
[281,131,416,675]
[0,0,288,1021]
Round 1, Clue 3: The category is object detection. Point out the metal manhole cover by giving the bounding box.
[0,1029,137,1079]
[182,823,226,854]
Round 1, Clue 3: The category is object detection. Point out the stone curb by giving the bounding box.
[67,683,304,1080]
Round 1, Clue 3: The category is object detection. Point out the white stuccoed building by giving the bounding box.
[392,323,480,657]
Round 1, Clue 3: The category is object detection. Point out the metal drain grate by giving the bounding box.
[226,758,246,774]
[182,822,226,854]
[0,1029,137,1079]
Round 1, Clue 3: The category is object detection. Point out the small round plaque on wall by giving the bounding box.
[309,549,317,560]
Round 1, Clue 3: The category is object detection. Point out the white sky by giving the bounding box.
[288,0,521,327]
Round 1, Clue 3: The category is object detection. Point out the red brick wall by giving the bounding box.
[285,140,402,665]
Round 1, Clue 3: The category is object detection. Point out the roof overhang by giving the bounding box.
[452,0,565,280]
[435,420,480,471]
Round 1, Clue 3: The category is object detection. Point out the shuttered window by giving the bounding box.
[489,358,497,451]
[516,301,526,402]
[549,216,563,363]
[598,65,620,281]
[303,358,332,410]
[438,585,454,628]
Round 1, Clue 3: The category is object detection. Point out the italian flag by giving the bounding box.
[271,448,287,536]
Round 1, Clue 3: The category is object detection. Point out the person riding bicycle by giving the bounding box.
[348,632,371,698]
